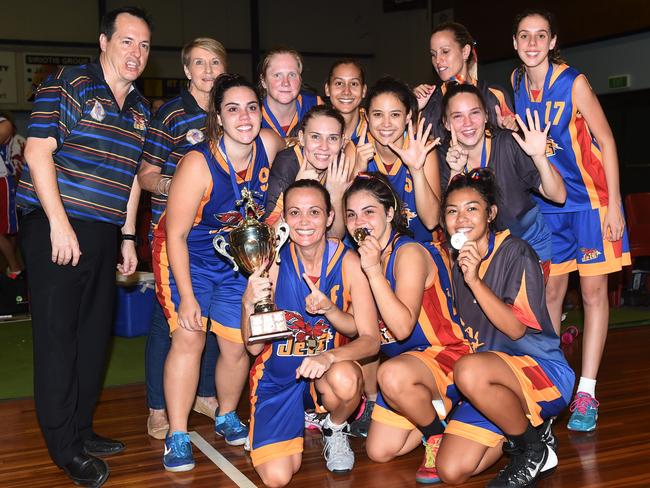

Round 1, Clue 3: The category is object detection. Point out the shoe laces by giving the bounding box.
[569,392,599,415]
[423,435,442,468]
[322,427,353,459]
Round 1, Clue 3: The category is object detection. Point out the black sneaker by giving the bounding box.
[488,439,551,488]
[349,399,375,438]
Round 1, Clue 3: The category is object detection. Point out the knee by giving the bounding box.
[170,331,205,355]
[376,362,407,400]
[453,356,482,396]
[365,442,394,464]
[438,463,471,486]
[325,361,362,401]
[218,340,248,362]
[257,464,295,488]
[580,278,607,307]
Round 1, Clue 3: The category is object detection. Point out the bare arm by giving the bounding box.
[241,262,279,355]
[117,176,140,276]
[137,160,169,195]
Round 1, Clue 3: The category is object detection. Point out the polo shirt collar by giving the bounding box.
[86,59,148,111]
[181,88,205,114]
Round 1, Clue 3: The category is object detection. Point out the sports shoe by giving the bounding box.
[305,411,328,431]
[322,423,354,473]
[415,434,442,484]
[567,392,599,432]
[147,409,169,440]
[487,438,551,488]
[539,417,558,454]
[215,411,248,446]
[163,432,195,472]
[349,399,375,438]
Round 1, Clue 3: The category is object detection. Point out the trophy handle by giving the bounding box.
[275,223,290,264]
[213,234,239,272]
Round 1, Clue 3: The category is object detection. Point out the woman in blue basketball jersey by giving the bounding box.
[352,77,442,242]
[438,170,573,488]
[324,59,367,146]
[243,179,379,486]
[512,9,630,432]
[259,48,322,139]
[441,83,565,267]
[138,37,226,441]
[154,74,284,472]
[344,173,471,484]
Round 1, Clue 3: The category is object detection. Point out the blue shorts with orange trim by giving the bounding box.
[0,176,18,234]
[154,241,246,343]
[444,354,574,447]
[249,378,318,467]
[371,348,461,431]
[544,206,631,277]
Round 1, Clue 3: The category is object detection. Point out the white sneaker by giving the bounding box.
[322,420,354,473]
[305,411,328,431]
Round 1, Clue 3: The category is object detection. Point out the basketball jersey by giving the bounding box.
[512,64,608,213]
[348,108,368,147]
[262,91,321,138]
[250,239,350,386]
[154,137,271,262]
[365,133,433,242]
[453,230,567,363]
[379,234,469,359]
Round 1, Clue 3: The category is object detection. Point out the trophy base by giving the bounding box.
[248,310,293,344]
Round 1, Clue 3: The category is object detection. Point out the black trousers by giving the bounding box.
[20,210,119,467]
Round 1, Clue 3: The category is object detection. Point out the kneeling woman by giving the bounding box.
[344,174,470,484]
[244,180,379,487]
[437,170,574,487]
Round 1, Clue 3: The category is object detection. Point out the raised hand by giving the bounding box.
[446,124,469,175]
[302,272,335,315]
[295,151,321,181]
[325,150,352,198]
[511,108,550,159]
[413,84,436,110]
[457,240,482,286]
[495,104,518,131]
[357,234,382,275]
[242,262,272,310]
[388,118,440,172]
[354,124,375,172]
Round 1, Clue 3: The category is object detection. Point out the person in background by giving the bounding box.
[324,59,367,146]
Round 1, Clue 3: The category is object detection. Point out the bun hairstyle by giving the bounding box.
[364,76,418,126]
[512,8,565,93]
[442,168,499,232]
[283,178,333,216]
[207,73,259,141]
[431,22,478,81]
[343,172,413,237]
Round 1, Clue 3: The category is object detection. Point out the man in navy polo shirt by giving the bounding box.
[17,7,151,487]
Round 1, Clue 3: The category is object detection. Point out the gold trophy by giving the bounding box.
[213,188,292,343]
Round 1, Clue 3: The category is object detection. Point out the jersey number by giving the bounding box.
[544,101,565,126]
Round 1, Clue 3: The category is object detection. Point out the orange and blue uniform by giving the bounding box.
[512,64,630,276]
[446,231,575,447]
[249,239,349,467]
[262,91,322,138]
[372,235,470,428]
[348,108,368,147]
[152,137,271,342]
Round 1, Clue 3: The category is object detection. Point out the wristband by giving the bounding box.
[121,234,137,244]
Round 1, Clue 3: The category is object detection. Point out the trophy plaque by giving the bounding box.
[213,189,292,343]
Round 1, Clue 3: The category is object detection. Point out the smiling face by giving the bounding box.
[184,47,225,95]
[444,92,487,149]
[367,92,409,146]
[261,53,302,105]
[325,63,367,115]
[99,13,151,85]
[345,189,394,243]
[217,86,262,145]
[284,187,334,247]
[444,187,496,242]
[429,30,471,82]
[513,14,557,68]
[299,115,344,171]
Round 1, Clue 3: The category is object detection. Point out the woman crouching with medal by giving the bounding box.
[243,179,379,486]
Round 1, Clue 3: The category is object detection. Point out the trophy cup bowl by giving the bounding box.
[213,203,292,343]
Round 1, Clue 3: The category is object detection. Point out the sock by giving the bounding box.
[324,414,347,431]
[507,423,541,451]
[417,416,444,440]
[576,377,596,397]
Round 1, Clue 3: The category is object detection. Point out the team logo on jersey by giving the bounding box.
[545,137,563,157]
[463,324,485,353]
[401,203,417,227]
[186,128,204,145]
[379,320,396,345]
[277,310,332,356]
[580,247,601,262]
[90,100,106,122]
[214,210,244,228]
[132,112,146,131]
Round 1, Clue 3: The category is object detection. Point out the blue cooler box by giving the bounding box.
[114,272,156,337]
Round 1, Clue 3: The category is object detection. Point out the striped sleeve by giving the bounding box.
[142,113,176,168]
[27,71,82,148]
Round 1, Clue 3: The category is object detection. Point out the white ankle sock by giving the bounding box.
[577,377,596,397]
[324,414,346,431]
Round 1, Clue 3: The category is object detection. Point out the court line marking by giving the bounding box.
[189,431,258,488]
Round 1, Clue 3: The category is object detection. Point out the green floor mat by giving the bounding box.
[0,320,146,400]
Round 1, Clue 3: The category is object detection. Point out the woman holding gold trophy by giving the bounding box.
[152,73,284,472]
[242,179,380,486]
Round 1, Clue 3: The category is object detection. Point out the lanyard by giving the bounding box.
[217,137,251,215]
[463,135,490,174]
[482,231,496,262]
[263,97,300,137]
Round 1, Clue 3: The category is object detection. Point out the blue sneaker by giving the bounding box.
[567,392,599,432]
[215,411,248,446]
[163,432,195,472]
